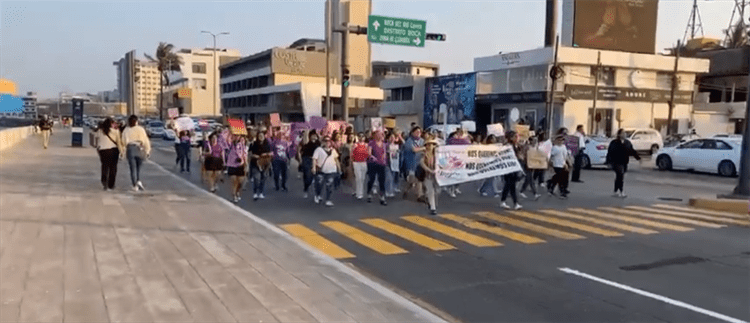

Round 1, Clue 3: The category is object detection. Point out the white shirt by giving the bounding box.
[550,145,570,168]
[122,125,152,155]
[97,129,122,151]
[313,147,339,174]
[574,132,586,151]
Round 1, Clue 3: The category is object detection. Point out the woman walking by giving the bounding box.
[250,131,272,200]
[479,135,501,197]
[366,131,388,205]
[385,132,401,198]
[96,117,124,191]
[519,136,544,200]
[179,130,192,173]
[312,136,341,207]
[203,132,225,193]
[271,132,293,192]
[500,131,523,210]
[548,135,572,198]
[420,139,440,215]
[351,133,369,200]
[607,128,642,198]
[122,115,151,192]
[299,131,320,199]
[226,135,248,203]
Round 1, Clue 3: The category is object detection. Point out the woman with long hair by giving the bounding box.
[226,134,248,202]
[203,132,225,193]
[96,117,124,190]
[420,139,439,215]
[121,115,151,192]
[351,133,370,200]
[500,131,522,210]
[366,131,388,205]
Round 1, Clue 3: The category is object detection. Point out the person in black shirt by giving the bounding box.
[39,116,53,149]
[299,131,320,198]
[606,128,642,198]
[249,131,272,200]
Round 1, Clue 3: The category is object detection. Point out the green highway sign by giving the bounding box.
[368,15,426,48]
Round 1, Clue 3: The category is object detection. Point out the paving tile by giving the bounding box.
[17,225,64,323]
[63,225,109,323]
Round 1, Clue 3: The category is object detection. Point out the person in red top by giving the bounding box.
[351,133,370,199]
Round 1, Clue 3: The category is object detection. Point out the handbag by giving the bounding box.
[415,163,427,182]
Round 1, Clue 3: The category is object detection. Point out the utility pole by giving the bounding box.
[341,23,350,123]
[545,0,557,47]
[591,51,602,135]
[202,31,230,117]
[547,35,561,136]
[667,39,680,136]
[730,62,750,197]
[325,0,332,120]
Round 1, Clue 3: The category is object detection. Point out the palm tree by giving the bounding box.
[145,42,182,120]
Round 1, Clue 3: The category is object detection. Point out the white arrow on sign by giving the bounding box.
[373,20,380,31]
[414,37,421,46]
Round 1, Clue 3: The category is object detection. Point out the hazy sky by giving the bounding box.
[0,0,740,99]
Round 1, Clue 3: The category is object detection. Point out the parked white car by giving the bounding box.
[623,128,663,155]
[147,121,166,138]
[655,138,742,177]
[581,136,610,169]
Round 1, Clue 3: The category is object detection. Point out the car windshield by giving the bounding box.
[150,122,164,128]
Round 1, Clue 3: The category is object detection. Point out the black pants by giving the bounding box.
[272,159,288,190]
[502,172,519,204]
[367,163,386,197]
[571,152,584,181]
[613,164,628,193]
[536,169,546,185]
[99,148,119,189]
[548,167,569,194]
[302,157,314,192]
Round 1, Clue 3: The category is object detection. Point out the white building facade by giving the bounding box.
[166,48,242,116]
[375,61,439,131]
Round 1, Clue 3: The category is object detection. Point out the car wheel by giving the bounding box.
[656,155,672,171]
[718,161,736,177]
[650,144,660,155]
[582,155,592,169]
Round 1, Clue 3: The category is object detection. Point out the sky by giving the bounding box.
[0,0,742,99]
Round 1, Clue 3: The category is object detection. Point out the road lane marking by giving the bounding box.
[475,212,585,240]
[439,214,546,244]
[361,219,455,251]
[280,224,355,259]
[321,221,408,255]
[538,210,659,235]
[600,207,725,229]
[569,208,694,232]
[401,216,502,247]
[508,211,623,237]
[653,204,748,220]
[627,206,750,227]
[559,267,748,323]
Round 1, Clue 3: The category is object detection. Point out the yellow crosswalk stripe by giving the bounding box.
[474,212,585,240]
[401,216,502,247]
[652,204,748,220]
[628,206,750,226]
[570,208,694,232]
[281,224,356,259]
[599,207,725,229]
[361,218,455,251]
[439,214,546,244]
[321,221,408,255]
[539,210,659,235]
[508,211,623,237]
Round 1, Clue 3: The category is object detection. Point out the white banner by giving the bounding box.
[175,116,195,132]
[435,144,523,186]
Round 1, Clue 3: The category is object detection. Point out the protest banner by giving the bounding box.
[270,113,281,127]
[487,123,505,137]
[435,144,523,186]
[309,116,327,131]
[370,117,384,132]
[175,116,195,132]
[167,108,179,119]
[228,118,247,135]
[526,148,549,170]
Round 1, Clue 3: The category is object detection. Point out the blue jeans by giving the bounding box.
[179,142,191,171]
[272,159,288,190]
[253,166,266,194]
[479,177,499,196]
[386,169,399,196]
[302,157,314,192]
[315,172,336,201]
[126,144,143,187]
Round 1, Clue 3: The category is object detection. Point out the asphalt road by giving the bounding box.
[147,138,749,323]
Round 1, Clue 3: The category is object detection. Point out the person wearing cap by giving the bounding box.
[312,136,341,206]
[420,139,440,215]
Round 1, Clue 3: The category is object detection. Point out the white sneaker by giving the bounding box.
[325,201,334,207]
[620,192,628,198]
[613,192,621,197]
[137,181,145,191]
[534,194,541,200]
[455,188,462,195]
[519,193,528,199]
[303,193,308,199]
[514,204,523,210]
[540,183,546,188]
[314,196,321,204]
[481,192,488,197]
[253,193,259,200]
[259,193,265,199]
[500,202,510,209]
[449,191,457,198]
[132,186,139,192]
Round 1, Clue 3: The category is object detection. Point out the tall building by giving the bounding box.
[328,0,372,86]
[162,48,242,116]
[22,92,38,119]
[113,51,160,116]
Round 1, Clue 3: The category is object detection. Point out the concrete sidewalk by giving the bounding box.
[0,129,448,323]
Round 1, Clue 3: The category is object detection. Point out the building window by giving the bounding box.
[389,87,413,101]
[194,79,207,90]
[192,63,207,74]
[259,75,269,87]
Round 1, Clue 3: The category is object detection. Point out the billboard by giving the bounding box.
[424,73,477,129]
[564,0,659,54]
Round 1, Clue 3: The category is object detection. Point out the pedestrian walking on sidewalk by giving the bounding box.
[203,132,225,193]
[96,117,124,191]
[299,131,320,199]
[500,131,523,210]
[250,131,272,200]
[351,133,369,200]
[122,115,151,192]
[607,128,642,198]
[39,116,53,149]
[313,136,341,207]
[571,125,587,183]
[226,135,248,203]
[547,135,572,198]
[367,131,388,206]
[420,139,439,215]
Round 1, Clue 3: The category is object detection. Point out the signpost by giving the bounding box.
[368,15,426,47]
[71,99,84,147]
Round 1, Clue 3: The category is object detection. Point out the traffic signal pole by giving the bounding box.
[730,64,750,198]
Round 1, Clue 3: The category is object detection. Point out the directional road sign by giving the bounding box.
[368,15,426,48]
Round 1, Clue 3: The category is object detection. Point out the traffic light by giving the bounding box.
[426,33,446,41]
[342,68,350,87]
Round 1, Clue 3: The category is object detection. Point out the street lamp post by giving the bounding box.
[201,31,230,117]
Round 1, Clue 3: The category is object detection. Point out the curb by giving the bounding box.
[689,196,749,216]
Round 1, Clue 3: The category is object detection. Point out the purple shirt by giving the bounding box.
[271,139,293,161]
[369,141,387,166]
[206,142,223,158]
[225,142,247,168]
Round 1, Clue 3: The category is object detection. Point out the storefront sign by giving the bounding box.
[475,91,547,103]
[565,85,693,104]
[435,144,522,186]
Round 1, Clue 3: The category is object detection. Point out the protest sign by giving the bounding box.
[167,108,179,119]
[309,116,327,130]
[228,118,247,135]
[461,121,476,132]
[370,117,384,132]
[198,119,210,131]
[270,113,281,127]
[564,135,580,155]
[175,116,195,132]
[435,144,522,186]
[526,148,548,170]
[487,123,505,137]
[516,124,530,142]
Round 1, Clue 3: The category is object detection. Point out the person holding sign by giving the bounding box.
[419,139,440,216]
[226,135,248,203]
[250,131,272,200]
[519,136,544,200]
